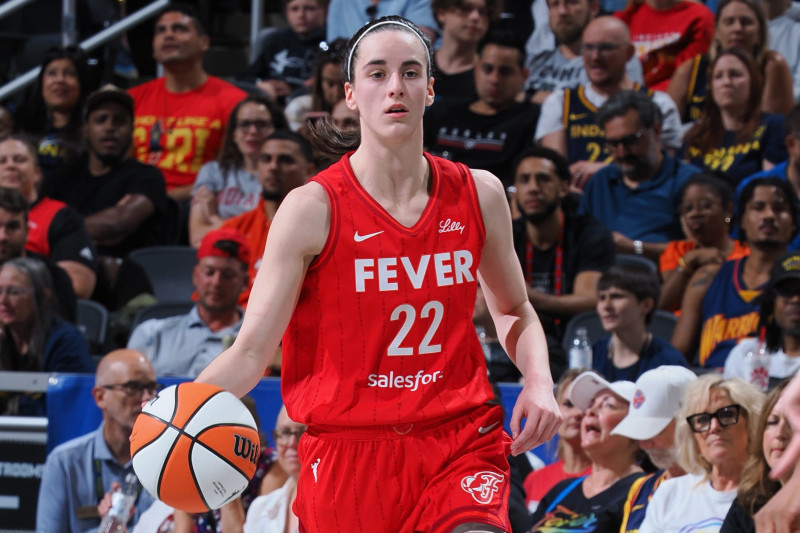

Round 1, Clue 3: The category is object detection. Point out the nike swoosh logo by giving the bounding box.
[477,421,500,434]
[354,230,384,242]
[569,113,588,121]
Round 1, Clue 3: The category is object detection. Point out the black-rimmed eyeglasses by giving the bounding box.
[686,404,742,433]
[102,381,162,397]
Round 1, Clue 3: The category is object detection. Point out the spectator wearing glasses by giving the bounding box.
[0,257,92,416]
[638,374,764,533]
[189,95,288,247]
[724,251,800,384]
[244,405,308,532]
[36,349,158,532]
[578,90,700,262]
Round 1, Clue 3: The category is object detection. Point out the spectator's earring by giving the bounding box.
[724,217,731,224]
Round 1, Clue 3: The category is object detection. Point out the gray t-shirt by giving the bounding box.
[525,48,644,95]
[192,161,261,220]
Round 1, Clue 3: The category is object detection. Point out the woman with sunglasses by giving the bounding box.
[639,374,764,533]
[188,95,288,247]
[0,257,92,415]
[721,379,794,532]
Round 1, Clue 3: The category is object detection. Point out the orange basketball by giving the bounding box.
[131,382,260,513]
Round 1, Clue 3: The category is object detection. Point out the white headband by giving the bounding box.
[346,20,431,81]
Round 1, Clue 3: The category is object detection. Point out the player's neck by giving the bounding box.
[164,63,208,93]
[435,40,477,74]
[198,305,241,332]
[103,422,132,465]
[526,209,561,249]
[350,141,429,201]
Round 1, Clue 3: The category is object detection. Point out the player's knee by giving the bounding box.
[449,523,505,533]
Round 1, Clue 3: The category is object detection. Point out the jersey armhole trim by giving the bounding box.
[305,176,338,272]
[459,163,487,249]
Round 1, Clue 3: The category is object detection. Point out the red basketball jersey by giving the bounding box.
[282,153,495,426]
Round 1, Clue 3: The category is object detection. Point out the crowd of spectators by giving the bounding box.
[1,0,800,530]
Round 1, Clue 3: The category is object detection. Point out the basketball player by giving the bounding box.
[196,16,561,533]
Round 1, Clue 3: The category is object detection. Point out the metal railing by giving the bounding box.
[0,0,268,101]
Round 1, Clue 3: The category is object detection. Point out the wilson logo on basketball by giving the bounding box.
[460,471,504,504]
[232,434,259,465]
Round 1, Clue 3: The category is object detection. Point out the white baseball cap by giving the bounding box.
[569,371,636,412]
[611,366,698,440]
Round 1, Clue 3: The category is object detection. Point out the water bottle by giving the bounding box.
[569,327,593,370]
[98,472,138,533]
[745,328,770,392]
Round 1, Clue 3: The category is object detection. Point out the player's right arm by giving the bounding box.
[196,182,330,398]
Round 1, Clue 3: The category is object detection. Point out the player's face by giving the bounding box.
[258,139,313,201]
[41,58,81,113]
[0,266,34,329]
[285,0,326,35]
[763,392,793,473]
[691,388,749,469]
[0,139,42,199]
[274,409,307,477]
[548,0,593,46]
[344,30,434,143]
[0,208,27,263]
[741,185,796,248]
[437,0,490,44]
[603,109,659,182]
[193,256,247,313]
[773,280,800,337]
[557,382,583,444]
[581,21,629,87]
[152,11,209,65]
[474,44,526,111]
[580,390,631,452]
[678,184,732,245]
[711,54,750,110]
[596,286,650,334]
[84,102,133,163]
[513,156,567,222]
[320,62,345,107]
[234,102,275,160]
[716,1,760,51]
[638,419,678,469]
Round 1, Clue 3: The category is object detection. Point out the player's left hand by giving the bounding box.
[509,377,562,456]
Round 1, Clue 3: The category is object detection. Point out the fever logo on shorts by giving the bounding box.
[460,471,504,504]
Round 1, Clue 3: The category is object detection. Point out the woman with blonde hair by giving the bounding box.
[639,374,765,532]
[721,379,794,532]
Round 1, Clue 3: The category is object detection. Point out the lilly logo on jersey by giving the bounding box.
[439,218,465,234]
[461,471,504,504]
[232,434,259,465]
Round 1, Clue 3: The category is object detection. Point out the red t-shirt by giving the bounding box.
[128,76,246,189]
[281,153,494,427]
[616,1,714,91]
[221,196,271,308]
[524,460,592,512]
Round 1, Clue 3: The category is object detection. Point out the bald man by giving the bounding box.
[36,350,158,533]
[535,16,681,189]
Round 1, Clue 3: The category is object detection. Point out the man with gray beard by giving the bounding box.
[610,365,697,533]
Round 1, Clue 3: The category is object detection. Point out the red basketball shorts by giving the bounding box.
[293,403,512,533]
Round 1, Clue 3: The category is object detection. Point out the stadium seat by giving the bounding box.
[128,246,197,303]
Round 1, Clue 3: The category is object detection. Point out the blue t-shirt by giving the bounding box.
[578,154,700,242]
[683,113,787,184]
[591,335,688,382]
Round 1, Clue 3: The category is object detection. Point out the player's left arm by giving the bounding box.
[472,168,562,455]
